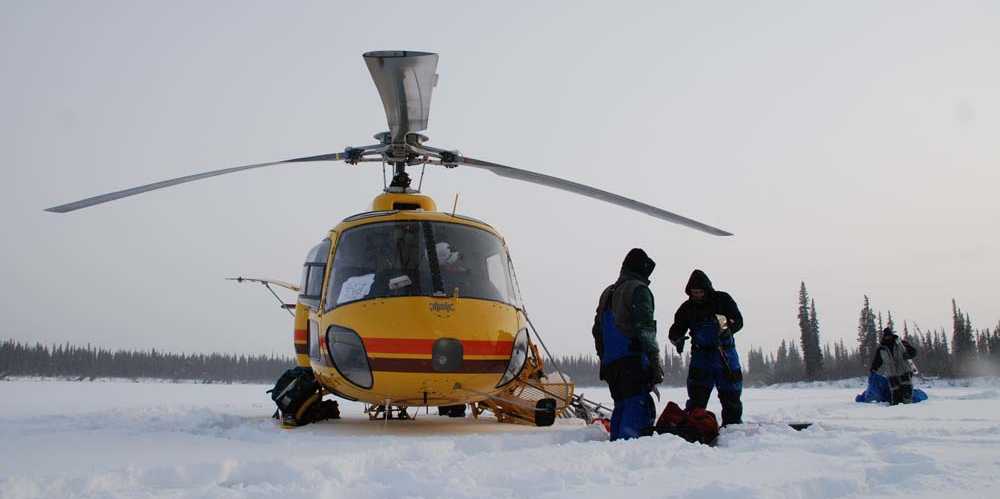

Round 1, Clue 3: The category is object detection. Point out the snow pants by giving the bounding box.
[888,373,914,405]
[610,392,655,441]
[686,347,743,425]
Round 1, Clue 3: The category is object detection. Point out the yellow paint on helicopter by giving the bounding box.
[370,192,437,212]
[312,296,522,405]
[293,192,533,408]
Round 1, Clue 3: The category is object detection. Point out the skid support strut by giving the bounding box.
[365,403,413,421]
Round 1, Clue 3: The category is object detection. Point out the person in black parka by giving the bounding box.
[668,269,744,426]
[870,327,918,405]
[592,248,664,440]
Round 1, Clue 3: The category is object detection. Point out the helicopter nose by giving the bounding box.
[432,338,463,372]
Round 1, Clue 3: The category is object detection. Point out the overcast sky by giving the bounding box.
[3,1,998,362]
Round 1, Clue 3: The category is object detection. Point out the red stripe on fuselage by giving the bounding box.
[294,329,308,342]
[363,338,513,356]
[368,357,508,373]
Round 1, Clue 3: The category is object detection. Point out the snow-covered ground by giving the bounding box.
[1,379,999,499]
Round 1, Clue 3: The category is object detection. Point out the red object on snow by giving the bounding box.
[654,401,719,445]
[594,417,611,433]
[656,401,686,427]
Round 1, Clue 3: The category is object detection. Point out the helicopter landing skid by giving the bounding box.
[463,376,573,427]
[365,402,414,421]
[459,341,576,427]
[563,394,612,425]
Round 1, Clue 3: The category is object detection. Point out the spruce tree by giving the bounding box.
[808,299,824,377]
[952,299,976,375]
[788,343,804,381]
[747,347,770,385]
[797,283,821,379]
[822,342,832,378]
[857,296,879,367]
[990,322,1000,372]
[795,285,823,382]
[941,329,951,375]
[775,340,789,383]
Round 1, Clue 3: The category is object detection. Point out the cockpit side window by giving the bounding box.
[299,238,331,310]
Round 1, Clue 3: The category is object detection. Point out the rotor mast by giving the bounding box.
[363,51,442,192]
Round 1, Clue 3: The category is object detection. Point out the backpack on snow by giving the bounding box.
[654,401,719,445]
[267,367,339,427]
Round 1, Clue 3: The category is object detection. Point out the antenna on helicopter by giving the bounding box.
[44,51,732,236]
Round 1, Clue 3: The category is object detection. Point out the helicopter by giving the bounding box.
[46,51,731,427]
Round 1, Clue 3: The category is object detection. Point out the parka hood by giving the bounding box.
[685,269,714,295]
[620,248,655,281]
[881,327,899,346]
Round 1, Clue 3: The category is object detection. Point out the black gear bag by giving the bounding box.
[267,367,338,426]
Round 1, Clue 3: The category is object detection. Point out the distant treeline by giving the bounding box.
[4,288,998,387]
[0,340,292,383]
[551,288,1000,387]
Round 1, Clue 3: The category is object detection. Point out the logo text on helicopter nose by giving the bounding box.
[430,302,454,313]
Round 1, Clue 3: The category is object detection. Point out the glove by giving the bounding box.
[719,328,733,342]
[716,314,729,329]
[671,337,686,354]
[716,315,734,342]
[649,353,664,385]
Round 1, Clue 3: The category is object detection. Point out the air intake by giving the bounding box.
[432,338,463,372]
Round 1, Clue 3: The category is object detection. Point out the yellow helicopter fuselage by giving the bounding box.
[292,192,528,407]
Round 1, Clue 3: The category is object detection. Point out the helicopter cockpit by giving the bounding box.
[325,220,517,309]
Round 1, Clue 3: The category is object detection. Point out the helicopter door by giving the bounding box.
[299,239,332,310]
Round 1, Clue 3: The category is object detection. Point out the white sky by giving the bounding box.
[3,1,998,361]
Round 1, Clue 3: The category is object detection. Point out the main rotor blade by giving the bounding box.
[44,152,345,213]
[458,156,733,236]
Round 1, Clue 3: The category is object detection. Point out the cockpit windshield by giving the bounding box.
[325,221,517,309]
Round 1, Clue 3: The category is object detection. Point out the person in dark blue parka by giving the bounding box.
[592,248,664,441]
[668,270,744,426]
